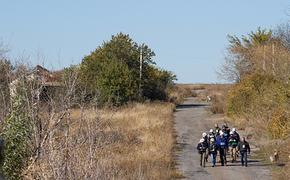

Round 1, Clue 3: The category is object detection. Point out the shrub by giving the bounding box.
[96,60,138,106]
[0,59,12,120]
[1,93,32,179]
[210,94,226,114]
[267,107,289,139]
[226,73,288,118]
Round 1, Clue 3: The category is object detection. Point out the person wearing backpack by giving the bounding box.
[208,137,217,167]
[238,137,251,167]
[228,131,239,162]
[202,132,209,162]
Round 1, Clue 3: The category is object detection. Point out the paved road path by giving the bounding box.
[174,97,271,180]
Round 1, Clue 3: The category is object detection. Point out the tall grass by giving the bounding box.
[24,102,175,179]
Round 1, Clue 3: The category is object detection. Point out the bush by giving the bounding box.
[267,107,289,139]
[96,60,138,106]
[0,59,12,120]
[226,73,288,118]
[210,94,226,114]
[1,93,32,179]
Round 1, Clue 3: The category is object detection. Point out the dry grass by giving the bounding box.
[168,85,193,104]
[169,84,231,104]
[169,84,231,114]
[24,102,176,179]
[203,84,231,114]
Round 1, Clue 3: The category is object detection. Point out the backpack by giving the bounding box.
[229,137,238,147]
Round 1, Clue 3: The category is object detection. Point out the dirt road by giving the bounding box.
[174,97,271,180]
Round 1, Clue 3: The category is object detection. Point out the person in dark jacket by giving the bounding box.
[238,137,251,167]
[228,131,239,162]
[232,128,240,142]
[208,129,216,143]
[216,132,228,166]
[197,138,208,153]
[222,124,230,139]
[208,137,217,167]
[214,124,221,137]
[197,138,208,167]
[202,132,209,162]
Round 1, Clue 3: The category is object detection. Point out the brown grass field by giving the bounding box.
[25,102,176,179]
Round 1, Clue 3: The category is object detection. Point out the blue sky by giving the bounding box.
[0,0,289,83]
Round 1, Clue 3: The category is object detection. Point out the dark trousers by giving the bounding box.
[240,151,248,166]
[219,148,226,166]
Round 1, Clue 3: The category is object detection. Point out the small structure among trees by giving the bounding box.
[9,65,62,102]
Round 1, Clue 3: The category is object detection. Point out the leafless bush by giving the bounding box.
[209,94,226,114]
[24,102,174,179]
[6,65,175,179]
[0,61,82,178]
[0,47,175,179]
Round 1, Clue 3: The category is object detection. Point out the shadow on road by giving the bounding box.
[176,103,208,109]
[214,159,273,168]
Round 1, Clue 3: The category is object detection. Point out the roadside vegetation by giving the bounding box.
[24,103,175,179]
[0,34,177,179]
[219,24,290,178]
[175,84,231,114]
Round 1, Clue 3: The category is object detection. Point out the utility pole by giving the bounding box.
[139,44,144,99]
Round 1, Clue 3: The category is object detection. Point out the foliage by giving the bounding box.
[226,73,288,118]
[0,59,12,119]
[96,59,138,106]
[80,33,175,106]
[267,107,289,139]
[224,25,290,142]
[1,92,32,179]
[142,67,176,101]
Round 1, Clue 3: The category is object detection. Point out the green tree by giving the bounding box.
[80,33,155,88]
[79,33,175,106]
[142,67,176,100]
[96,59,138,106]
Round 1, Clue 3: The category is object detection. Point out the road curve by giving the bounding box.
[173,97,271,180]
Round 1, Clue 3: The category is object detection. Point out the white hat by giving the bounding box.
[232,128,236,132]
[230,131,234,135]
[210,138,215,142]
[220,131,224,136]
[209,129,213,133]
[200,138,205,143]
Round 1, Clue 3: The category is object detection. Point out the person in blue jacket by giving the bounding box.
[216,131,228,166]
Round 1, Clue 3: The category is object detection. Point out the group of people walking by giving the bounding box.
[196,123,251,167]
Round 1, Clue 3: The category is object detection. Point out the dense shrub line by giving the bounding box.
[221,24,290,139]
